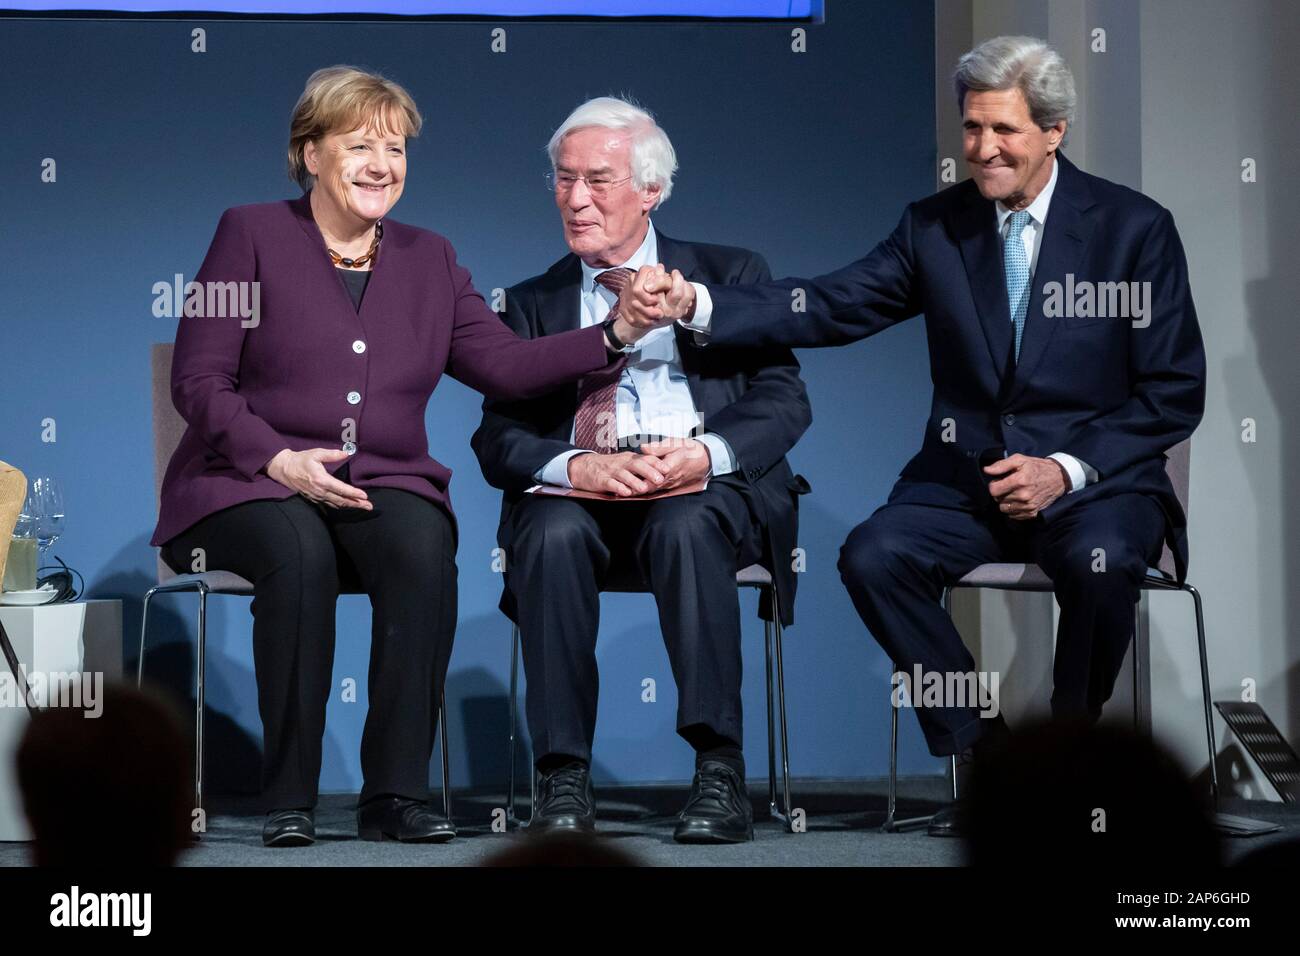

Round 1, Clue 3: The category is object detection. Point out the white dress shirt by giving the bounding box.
[535,222,737,488]
[684,155,1095,493]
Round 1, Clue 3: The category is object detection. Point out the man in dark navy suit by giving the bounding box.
[472,97,810,843]
[618,37,1206,836]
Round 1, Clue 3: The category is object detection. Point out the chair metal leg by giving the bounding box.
[943,587,959,802]
[137,585,158,687]
[882,658,940,832]
[0,618,36,713]
[1133,600,1140,725]
[882,668,901,830]
[763,613,778,817]
[438,699,451,819]
[884,589,955,832]
[1142,576,1221,808]
[1133,598,1145,734]
[137,580,209,821]
[507,623,517,825]
[1184,583,1219,805]
[195,584,207,818]
[507,623,531,827]
[769,585,793,827]
[138,579,209,688]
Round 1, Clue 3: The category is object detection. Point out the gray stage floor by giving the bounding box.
[1,780,1294,867]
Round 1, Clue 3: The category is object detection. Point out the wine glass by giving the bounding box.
[13,490,35,539]
[29,476,65,563]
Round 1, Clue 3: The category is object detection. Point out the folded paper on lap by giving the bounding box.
[525,478,708,502]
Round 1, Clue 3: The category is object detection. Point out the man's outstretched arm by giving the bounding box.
[619,205,923,349]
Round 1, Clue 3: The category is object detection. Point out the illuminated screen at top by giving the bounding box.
[2,1,821,15]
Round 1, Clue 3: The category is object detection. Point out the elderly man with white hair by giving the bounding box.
[472,96,811,842]
[619,37,1207,837]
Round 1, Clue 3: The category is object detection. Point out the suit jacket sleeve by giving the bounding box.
[1056,208,1206,478]
[169,208,289,481]
[470,286,584,493]
[695,253,812,477]
[443,238,615,400]
[706,206,922,349]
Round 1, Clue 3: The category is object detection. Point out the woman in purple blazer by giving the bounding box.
[150,66,634,847]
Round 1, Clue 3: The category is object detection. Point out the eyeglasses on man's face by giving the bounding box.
[545,170,635,197]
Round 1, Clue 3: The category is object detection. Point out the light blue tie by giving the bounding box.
[1003,210,1033,361]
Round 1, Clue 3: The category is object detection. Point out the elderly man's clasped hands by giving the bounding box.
[566,436,712,498]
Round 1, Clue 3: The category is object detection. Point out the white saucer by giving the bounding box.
[0,588,59,606]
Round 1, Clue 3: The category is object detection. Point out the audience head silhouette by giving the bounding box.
[17,682,192,866]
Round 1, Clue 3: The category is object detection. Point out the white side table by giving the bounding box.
[0,599,122,842]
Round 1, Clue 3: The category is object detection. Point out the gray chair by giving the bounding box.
[137,343,450,822]
[882,439,1217,831]
[504,562,794,830]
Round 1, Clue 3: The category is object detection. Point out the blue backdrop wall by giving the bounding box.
[0,1,940,793]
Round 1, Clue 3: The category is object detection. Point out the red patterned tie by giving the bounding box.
[572,267,634,453]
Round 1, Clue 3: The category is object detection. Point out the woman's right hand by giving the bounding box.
[264,448,372,510]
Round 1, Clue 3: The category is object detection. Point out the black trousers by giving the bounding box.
[504,475,765,767]
[162,478,457,810]
[837,487,1166,756]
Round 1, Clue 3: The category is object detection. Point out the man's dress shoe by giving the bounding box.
[263,808,315,847]
[674,761,753,844]
[528,762,596,835]
[927,716,1011,837]
[357,796,456,843]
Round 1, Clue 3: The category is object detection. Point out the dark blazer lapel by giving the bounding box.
[657,232,706,388]
[656,230,699,280]
[951,187,1015,381]
[534,255,583,337]
[533,253,584,438]
[1006,153,1096,403]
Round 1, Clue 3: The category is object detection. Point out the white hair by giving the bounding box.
[954,35,1076,129]
[546,96,677,208]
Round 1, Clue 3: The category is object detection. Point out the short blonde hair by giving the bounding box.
[287,65,423,192]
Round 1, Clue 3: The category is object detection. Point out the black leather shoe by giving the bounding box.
[263,808,315,847]
[927,715,1012,838]
[674,761,753,844]
[527,762,596,835]
[357,796,456,843]
[926,801,970,838]
[927,750,980,838]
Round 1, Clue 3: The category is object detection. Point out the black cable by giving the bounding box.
[35,555,83,603]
